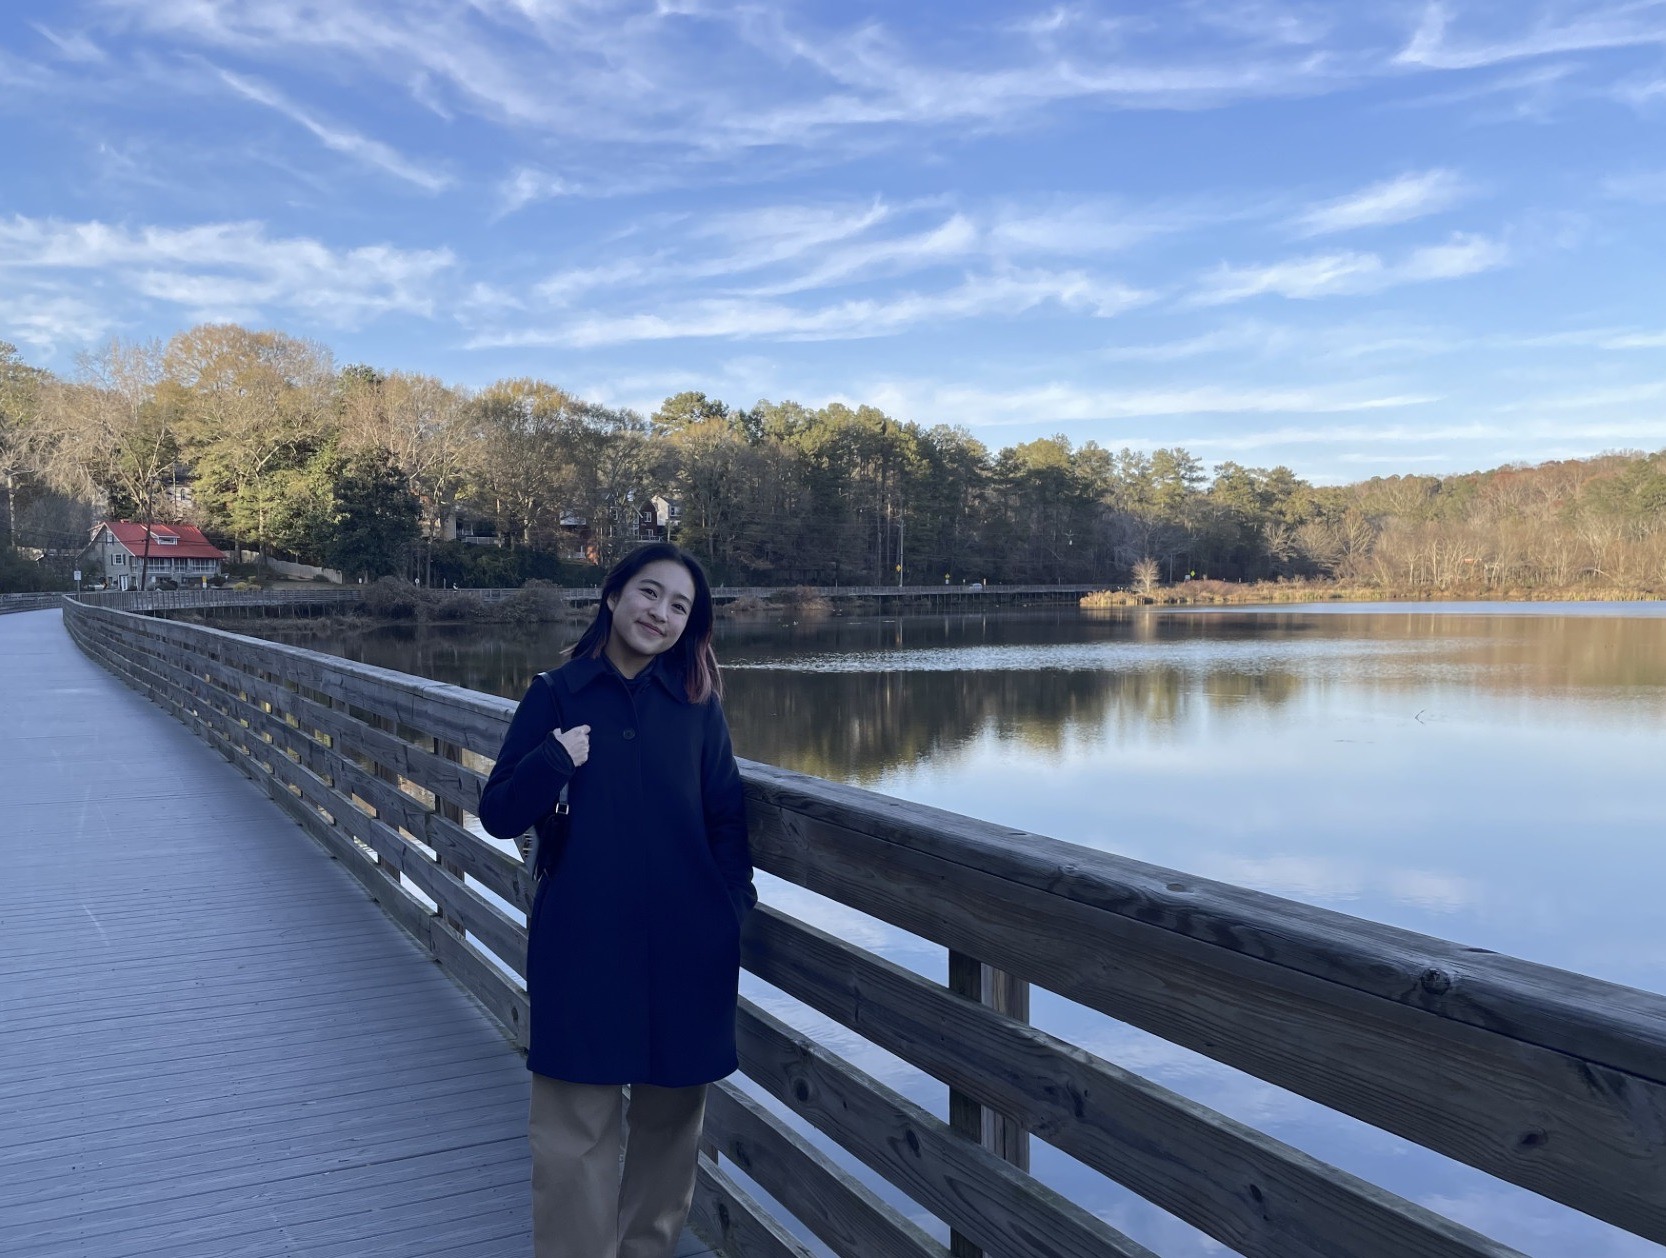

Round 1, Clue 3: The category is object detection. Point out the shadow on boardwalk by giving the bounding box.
[0,609,714,1257]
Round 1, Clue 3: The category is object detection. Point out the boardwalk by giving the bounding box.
[0,610,714,1258]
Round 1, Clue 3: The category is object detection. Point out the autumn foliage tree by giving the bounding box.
[7,322,1666,594]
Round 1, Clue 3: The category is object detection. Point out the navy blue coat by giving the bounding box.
[478,654,756,1087]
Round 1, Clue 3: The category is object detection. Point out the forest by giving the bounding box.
[4,325,1665,594]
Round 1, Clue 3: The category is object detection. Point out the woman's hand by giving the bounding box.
[554,724,591,767]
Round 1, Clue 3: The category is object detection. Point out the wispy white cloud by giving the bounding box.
[92,0,1376,170]
[0,291,119,353]
[1603,169,1666,202]
[986,201,1193,254]
[533,199,902,299]
[1499,380,1666,411]
[850,378,1437,430]
[1194,250,1385,303]
[473,270,1149,349]
[213,66,451,192]
[691,201,899,270]
[0,46,55,91]
[1396,233,1509,280]
[1104,319,1460,363]
[498,166,574,214]
[747,216,980,296]
[1193,233,1508,304]
[526,196,1188,314]
[0,216,455,329]
[1396,1,1666,71]
[32,24,108,63]
[1296,169,1472,235]
[1597,330,1666,349]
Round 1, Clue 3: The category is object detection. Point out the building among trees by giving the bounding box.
[81,521,227,590]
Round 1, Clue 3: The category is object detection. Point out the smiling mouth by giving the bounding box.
[637,620,665,638]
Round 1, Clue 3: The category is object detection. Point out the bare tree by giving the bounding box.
[35,339,172,586]
[339,368,474,581]
[468,379,578,550]
[1131,555,1160,596]
[0,341,45,552]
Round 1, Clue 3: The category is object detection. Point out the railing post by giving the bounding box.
[363,708,402,890]
[434,737,468,934]
[947,950,1031,1258]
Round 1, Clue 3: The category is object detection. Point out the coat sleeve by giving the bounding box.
[701,698,757,922]
[478,675,576,840]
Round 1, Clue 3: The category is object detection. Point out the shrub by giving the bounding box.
[768,585,832,615]
[363,575,421,619]
[496,579,566,623]
[430,592,481,622]
[718,593,769,617]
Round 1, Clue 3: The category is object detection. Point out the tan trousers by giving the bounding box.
[529,1073,708,1258]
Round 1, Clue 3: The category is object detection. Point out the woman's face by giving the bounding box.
[606,558,697,666]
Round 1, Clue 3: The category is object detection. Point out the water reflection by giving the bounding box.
[263,607,1666,786]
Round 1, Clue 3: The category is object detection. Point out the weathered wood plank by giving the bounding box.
[151,638,524,908]
[82,618,533,1046]
[736,999,1158,1258]
[92,624,532,977]
[704,1081,949,1258]
[744,907,1528,1258]
[688,1153,818,1258]
[6,606,538,1258]
[742,769,1666,1243]
[743,759,1666,1080]
[105,619,519,913]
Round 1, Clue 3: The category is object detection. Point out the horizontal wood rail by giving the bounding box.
[72,581,1095,617]
[61,597,1666,1258]
[0,592,63,614]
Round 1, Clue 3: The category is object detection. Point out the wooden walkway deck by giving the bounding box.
[0,609,714,1258]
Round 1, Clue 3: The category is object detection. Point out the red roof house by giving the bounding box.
[82,522,229,590]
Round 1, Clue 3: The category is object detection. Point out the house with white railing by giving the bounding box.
[80,522,228,590]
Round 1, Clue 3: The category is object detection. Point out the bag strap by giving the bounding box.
[536,668,571,812]
[523,670,570,879]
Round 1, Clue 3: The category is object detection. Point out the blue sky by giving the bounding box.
[4,1,1666,482]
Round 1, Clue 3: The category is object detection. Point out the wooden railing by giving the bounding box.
[72,582,1093,615]
[0,591,64,614]
[75,587,367,613]
[61,598,1666,1258]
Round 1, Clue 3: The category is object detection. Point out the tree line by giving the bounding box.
[4,326,1665,593]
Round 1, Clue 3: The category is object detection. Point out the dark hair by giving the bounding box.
[567,543,722,703]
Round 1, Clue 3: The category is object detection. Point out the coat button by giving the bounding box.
[622,729,636,740]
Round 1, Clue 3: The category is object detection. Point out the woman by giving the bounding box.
[479,543,756,1258]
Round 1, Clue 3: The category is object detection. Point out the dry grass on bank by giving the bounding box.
[718,586,835,618]
[1081,579,1666,607]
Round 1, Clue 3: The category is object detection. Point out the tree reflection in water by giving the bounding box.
[259,606,1666,784]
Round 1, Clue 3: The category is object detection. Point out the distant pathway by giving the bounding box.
[0,609,714,1257]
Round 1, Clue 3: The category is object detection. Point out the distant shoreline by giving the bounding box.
[1080,580,1666,608]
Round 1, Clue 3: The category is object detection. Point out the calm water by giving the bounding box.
[261,604,1666,1257]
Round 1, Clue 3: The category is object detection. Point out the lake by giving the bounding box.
[260,602,1666,1257]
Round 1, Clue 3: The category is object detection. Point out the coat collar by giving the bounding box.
[561,652,690,704]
